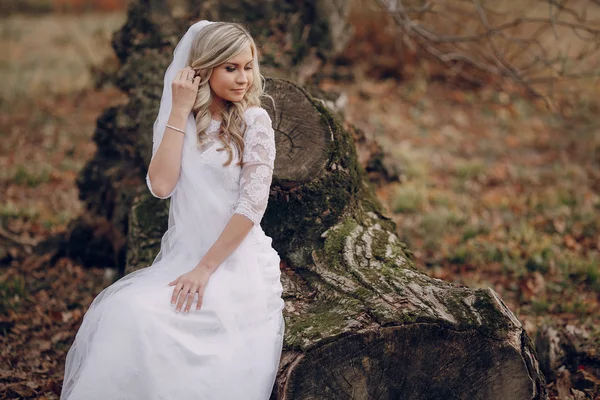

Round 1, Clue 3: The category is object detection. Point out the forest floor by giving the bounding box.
[1,9,599,400]
[336,77,599,335]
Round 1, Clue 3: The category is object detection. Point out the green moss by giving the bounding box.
[262,83,411,274]
[322,218,359,268]
[442,291,481,329]
[352,287,372,299]
[472,289,512,339]
[263,89,366,267]
[285,297,362,349]
[126,191,169,273]
[381,264,399,281]
[393,310,420,325]
[264,168,358,266]
[371,229,390,261]
[132,193,169,236]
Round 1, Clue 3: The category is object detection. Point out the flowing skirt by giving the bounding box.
[61,230,285,400]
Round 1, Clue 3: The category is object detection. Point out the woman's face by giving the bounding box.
[209,43,254,106]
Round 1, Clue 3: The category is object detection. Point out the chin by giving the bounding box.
[226,94,246,103]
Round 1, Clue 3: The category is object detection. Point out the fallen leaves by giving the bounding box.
[1,254,106,399]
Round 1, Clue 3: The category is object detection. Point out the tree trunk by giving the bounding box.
[64,0,353,270]
[71,1,549,398]
[127,77,548,399]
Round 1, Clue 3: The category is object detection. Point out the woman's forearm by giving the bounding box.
[197,213,255,274]
[147,112,188,197]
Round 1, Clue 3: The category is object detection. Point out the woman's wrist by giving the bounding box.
[168,109,189,126]
[194,261,217,275]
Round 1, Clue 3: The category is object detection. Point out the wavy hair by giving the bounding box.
[186,22,267,167]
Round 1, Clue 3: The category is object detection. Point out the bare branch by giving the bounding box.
[377,0,600,111]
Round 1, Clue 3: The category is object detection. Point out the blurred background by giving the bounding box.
[1,0,599,398]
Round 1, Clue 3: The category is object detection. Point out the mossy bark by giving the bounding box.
[65,0,353,271]
[126,77,547,398]
[70,1,548,398]
[125,188,168,274]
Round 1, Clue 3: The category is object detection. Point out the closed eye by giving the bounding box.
[226,66,253,72]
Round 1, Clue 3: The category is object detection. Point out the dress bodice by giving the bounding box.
[180,118,242,212]
[146,107,277,253]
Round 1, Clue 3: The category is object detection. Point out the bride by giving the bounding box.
[61,20,285,400]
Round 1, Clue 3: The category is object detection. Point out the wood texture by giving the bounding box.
[264,78,332,185]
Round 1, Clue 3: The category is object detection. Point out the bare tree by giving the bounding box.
[377,0,600,111]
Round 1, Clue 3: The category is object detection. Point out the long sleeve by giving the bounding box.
[233,108,276,225]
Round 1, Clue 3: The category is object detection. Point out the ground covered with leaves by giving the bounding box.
[1,7,599,400]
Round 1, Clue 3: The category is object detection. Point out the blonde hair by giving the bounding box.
[187,22,266,167]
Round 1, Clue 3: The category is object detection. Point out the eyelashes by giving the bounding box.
[225,66,253,72]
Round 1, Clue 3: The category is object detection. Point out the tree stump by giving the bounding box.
[72,1,549,398]
[126,77,548,398]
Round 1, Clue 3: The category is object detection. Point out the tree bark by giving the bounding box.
[71,1,549,398]
[126,76,547,398]
[64,0,353,270]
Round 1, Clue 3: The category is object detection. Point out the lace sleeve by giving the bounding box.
[233,108,276,225]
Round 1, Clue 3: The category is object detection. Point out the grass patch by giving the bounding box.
[12,164,51,187]
[0,12,125,101]
[462,221,490,241]
[560,253,600,289]
[0,275,26,315]
[0,201,40,220]
[392,182,427,213]
[383,138,430,180]
[420,208,468,251]
[454,159,486,181]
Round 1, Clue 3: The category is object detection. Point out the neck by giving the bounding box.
[208,97,225,120]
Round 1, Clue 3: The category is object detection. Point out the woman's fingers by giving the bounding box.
[173,285,204,313]
[196,289,204,310]
[171,67,199,114]
[174,67,193,84]
[183,286,198,313]
[185,68,195,81]
[169,272,207,313]
[176,284,191,312]
[171,282,183,305]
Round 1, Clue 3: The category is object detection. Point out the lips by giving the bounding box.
[232,88,245,92]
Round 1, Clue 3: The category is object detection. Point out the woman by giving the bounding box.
[61,20,285,400]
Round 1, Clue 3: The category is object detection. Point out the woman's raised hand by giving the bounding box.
[167,265,213,313]
[171,66,200,117]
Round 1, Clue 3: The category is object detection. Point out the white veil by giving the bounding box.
[152,19,214,156]
[150,19,216,265]
[62,21,226,399]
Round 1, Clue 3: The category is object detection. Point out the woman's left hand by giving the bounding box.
[168,265,213,313]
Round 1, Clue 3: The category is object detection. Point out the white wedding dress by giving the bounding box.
[61,107,285,400]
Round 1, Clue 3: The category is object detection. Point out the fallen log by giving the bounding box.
[128,77,548,399]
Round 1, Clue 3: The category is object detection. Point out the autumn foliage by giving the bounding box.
[1,1,599,398]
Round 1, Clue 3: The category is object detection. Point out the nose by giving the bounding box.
[236,71,248,85]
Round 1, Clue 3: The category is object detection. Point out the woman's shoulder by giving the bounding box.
[243,106,271,126]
